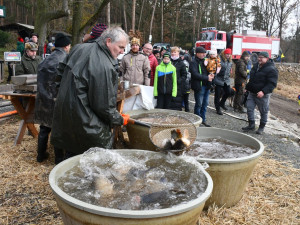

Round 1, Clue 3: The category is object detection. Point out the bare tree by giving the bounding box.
[107,2,111,27]
[173,0,181,45]
[123,0,128,32]
[138,0,145,30]
[161,0,164,42]
[132,0,136,32]
[149,0,158,43]
[192,0,198,44]
[272,0,299,39]
[35,0,69,54]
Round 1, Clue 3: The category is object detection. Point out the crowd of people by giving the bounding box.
[10,24,278,164]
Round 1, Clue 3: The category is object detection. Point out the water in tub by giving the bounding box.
[58,148,208,210]
[186,137,257,159]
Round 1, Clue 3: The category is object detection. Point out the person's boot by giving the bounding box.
[220,103,228,110]
[242,120,255,131]
[54,147,65,165]
[36,127,50,162]
[216,107,223,115]
[256,122,266,135]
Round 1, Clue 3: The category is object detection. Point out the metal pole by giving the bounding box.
[12,64,16,76]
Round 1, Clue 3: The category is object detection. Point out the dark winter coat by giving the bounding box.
[246,59,278,94]
[189,56,210,92]
[234,58,248,86]
[50,41,123,155]
[15,53,42,75]
[214,52,232,86]
[34,48,68,128]
[16,41,25,56]
[183,60,191,94]
[170,58,187,110]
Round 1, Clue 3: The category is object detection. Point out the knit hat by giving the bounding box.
[131,37,140,46]
[258,51,269,58]
[195,47,206,53]
[55,33,71,47]
[18,37,24,42]
[25,37,29,42]
[209,50,217,55]
[90,23,107,39]
[25,42,38,51]
[224,48,232,54]
[241,51,250,58]
[153,50,160,55]
[163,52,171,58]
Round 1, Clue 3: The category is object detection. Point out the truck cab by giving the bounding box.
[196,27,227,53]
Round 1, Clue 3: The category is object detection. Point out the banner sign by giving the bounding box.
[4,52,22,62]
[0,6,6,18]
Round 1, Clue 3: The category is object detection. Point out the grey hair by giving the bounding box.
[99,26,129,44]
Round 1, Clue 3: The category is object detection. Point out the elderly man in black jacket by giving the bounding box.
[50,27,129,159]
[190,47,214,127]
[34,33,71,163]
[242,51,278,134]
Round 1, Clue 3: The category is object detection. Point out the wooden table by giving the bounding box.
[0,86,141,146]
[0,92,38,145]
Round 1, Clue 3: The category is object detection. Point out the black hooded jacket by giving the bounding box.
[35,47,67,127]
[246,59,278,94]
[189,56,210,92]
[170,57,187,110]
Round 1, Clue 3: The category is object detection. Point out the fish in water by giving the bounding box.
[162,129,191,150]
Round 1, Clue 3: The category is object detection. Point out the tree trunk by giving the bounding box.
[137,0,145,30]
[192,0,198,44]
[107,2,110,27]
[72,0,83,45]
[34,0,69,55]
[149,0,158,43]
[123,0,127,32]
[173,0,180,46]
[161,0,164,42]
[76,0,110,43]
[132,0,136,33]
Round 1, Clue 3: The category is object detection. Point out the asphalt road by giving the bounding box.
[269,93,300,127]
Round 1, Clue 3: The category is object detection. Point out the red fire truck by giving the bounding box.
[195,27,280,60]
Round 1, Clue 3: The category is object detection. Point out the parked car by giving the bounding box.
[153,43,171,50]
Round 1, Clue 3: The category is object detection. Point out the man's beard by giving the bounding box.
[131,48,139,53]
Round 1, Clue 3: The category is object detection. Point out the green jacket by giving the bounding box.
[15,53,42,75]
[154,61,177,97]
[50,40,123,155]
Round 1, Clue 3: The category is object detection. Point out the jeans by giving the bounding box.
[194,86,210,122]
[246,92,271,124]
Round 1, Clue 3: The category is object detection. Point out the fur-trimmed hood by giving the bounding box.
[220,50,232,62]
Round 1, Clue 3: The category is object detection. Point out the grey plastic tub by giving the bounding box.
[195,127,264,208]
[49,149,213,225]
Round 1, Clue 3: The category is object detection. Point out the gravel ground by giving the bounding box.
[189,91,300,169]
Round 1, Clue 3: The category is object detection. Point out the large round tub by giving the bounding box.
[49,149,213,225]
[194,127,264,208]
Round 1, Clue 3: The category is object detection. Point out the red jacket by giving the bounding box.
[148,54,158,86]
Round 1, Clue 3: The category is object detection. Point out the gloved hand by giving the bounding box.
[121,114,130,126]
[154,96,158,99]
